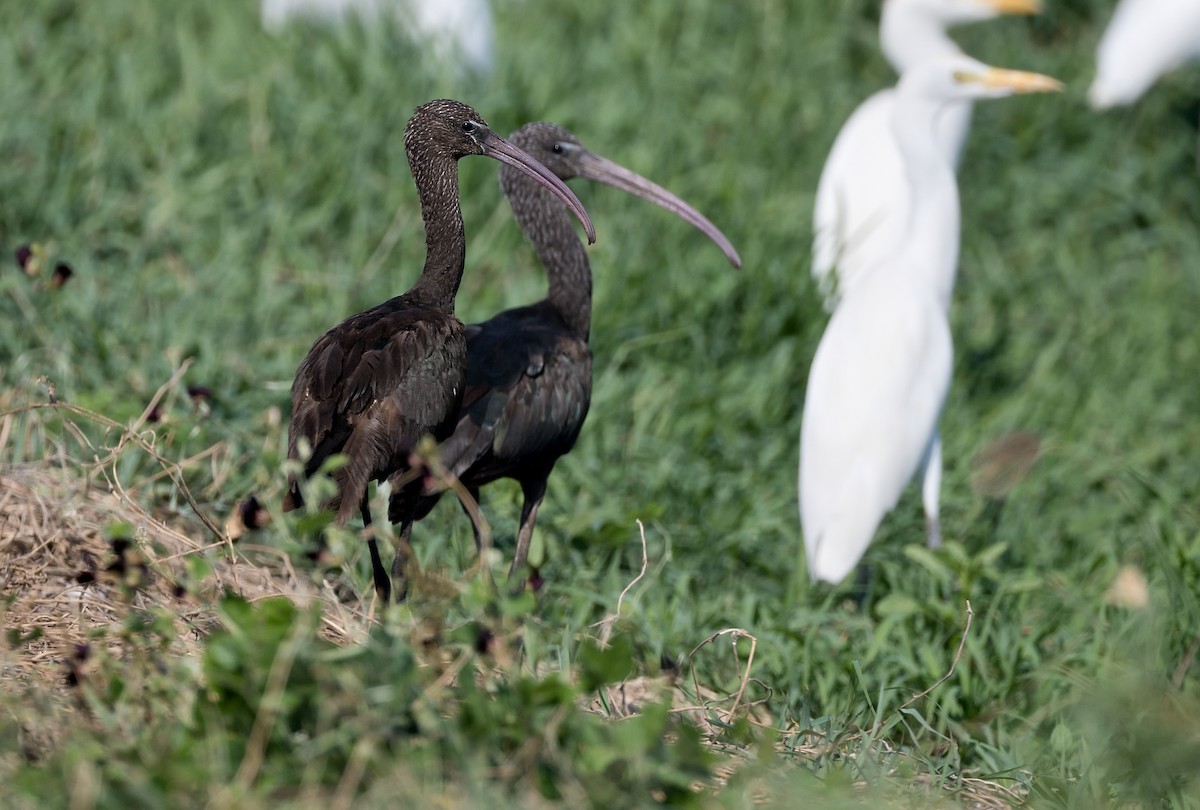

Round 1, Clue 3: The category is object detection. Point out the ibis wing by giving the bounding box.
[439,306,592,486]
[286,297,462,510]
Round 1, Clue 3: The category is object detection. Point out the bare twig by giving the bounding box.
[0,397,227,543]
[131,359,193,434]
[871,600,974,736]
[0,412,13,457]
[331,737,375,810]
[591,520,650,645]
[686,627,759,726]
[123,443,225,494]
[420,648,474,703]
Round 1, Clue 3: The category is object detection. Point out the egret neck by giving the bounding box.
[887,93,962,311]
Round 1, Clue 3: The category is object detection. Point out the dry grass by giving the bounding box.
[0,463,366,680]
[0,380,373,697]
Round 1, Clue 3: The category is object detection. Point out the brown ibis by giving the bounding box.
[283,100,596,604]
[387,122,741,592]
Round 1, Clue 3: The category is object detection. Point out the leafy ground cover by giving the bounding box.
[2,1,1199,806]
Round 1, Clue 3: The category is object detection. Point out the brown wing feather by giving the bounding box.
[285,293,465,523]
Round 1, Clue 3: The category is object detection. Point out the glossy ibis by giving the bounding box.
[1089,0,1200,109]
[800,58,1061,584]
[811,0,1041,308]
[387,122,740,591]
[284,100,595,603]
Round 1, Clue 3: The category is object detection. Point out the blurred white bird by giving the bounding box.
[1088,0,1200,109]
[261,0,494,75]
[811,0,1041,309]
[800,57,1061,585]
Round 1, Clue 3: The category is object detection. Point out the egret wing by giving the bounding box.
[799,287,952,582]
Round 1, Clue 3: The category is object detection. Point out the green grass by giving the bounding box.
[3,0,1200,807]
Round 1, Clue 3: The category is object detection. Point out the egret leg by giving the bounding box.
[920,433,943,549]
[851,560,873,609]
[509,477,547,584]
[360,501,392,604]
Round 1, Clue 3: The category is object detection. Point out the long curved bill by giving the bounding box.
[483,132,597,245]
[574,150,742,268]
[985,0,1042,14]
[960,67,1064,94]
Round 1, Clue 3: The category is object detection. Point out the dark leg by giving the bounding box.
[983,497,1006,536]
[508,477,547,584]
[361,501,392,604]
[851,560,872,610]
[390,518,415,603]
[457,485,484,555]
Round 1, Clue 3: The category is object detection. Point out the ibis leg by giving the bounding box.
[361,501,392,604]
[457,485,484,555]
[508,477,547,583]
[389,518,415,603]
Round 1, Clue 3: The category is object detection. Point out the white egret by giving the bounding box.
[261,0,494,75]
[811,0,1041,308]
[1088,0,1200,109]
[800,57,1062,585]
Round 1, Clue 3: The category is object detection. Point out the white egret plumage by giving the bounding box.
[1088,0,1200,109]
[800,57,1062,585]
[811,0,1041,308]
[261,0,494,75]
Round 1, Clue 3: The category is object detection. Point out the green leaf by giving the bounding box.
[104,521,135,541]
[293,511,334,536]
[875,593,923,619]
[903,545,954,581]
[499,589,537,617]
[6,627,43,647]
[316,453,348,476]
[578,634,635,692]
[527,529,545,568]
[616,700,669,756]
[185,555,213,584]
[975,541,1009,569]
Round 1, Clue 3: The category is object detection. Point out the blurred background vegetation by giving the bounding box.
[1,0,1199,806]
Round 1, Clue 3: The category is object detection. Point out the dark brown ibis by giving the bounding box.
[388,122,741,591]
[283,100,596,604]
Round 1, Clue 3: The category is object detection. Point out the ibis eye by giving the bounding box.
[552,143,564,154]
[461,121,478,134]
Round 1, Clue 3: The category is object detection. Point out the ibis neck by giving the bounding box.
[410,155,467,311]
[890,94,961,309]
[505,173,592,340]
[881,8,962,73]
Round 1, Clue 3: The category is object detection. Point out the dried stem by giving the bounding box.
[687,627,759,726]
[871,600,974,736]
[591,519,649,645]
